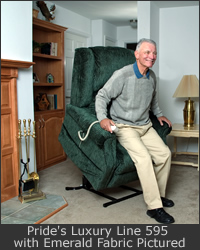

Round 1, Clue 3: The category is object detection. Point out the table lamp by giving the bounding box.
[173,75,199,127]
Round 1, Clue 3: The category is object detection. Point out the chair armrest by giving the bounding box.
[66,104,115,146]
[150,112,172,144]
[60,104,117,190]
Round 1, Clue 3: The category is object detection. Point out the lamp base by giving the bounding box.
[183,99,195,127]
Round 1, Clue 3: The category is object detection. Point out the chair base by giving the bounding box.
[65,176,143,207]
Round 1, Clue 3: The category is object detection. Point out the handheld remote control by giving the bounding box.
[110,125,118,132]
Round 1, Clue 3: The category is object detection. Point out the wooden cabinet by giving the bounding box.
[35,111,66,171]
[33,18,67,171]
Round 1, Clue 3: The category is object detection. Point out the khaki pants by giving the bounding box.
[115,122,171,210]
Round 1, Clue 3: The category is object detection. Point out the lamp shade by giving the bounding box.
[173,75,199,98]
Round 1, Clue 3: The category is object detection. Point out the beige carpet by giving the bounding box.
[38,157,199,224]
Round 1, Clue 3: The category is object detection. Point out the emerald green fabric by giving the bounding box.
[70,46,135,107]
[59,46,172,191]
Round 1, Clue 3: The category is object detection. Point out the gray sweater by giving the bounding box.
[95,64,163,126]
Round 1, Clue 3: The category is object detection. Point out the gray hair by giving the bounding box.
[136,38,157,51]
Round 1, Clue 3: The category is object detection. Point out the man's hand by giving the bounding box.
[100,118,115,133]
[157,116,172,127]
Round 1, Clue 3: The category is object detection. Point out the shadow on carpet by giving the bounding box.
[1,194,68,224]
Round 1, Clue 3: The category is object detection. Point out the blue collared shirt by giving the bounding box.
[133,61,150,79]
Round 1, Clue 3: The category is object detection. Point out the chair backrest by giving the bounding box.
[70,46,136,108]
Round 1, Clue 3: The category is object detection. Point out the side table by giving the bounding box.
[168,123,199,171]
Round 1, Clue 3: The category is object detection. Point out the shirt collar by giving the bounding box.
[133,61,150,79]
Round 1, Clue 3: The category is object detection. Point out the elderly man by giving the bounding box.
[95,38,175,224]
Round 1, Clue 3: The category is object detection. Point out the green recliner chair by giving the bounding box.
[59,46,171,207]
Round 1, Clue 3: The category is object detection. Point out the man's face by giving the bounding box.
[134,42,157,73]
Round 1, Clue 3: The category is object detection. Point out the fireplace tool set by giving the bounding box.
[17,119,45,203]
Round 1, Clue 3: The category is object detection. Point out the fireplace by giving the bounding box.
[1,59,34,202]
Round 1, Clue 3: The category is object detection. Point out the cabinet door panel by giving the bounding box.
[43,112,66,166]
[1,73,19,202]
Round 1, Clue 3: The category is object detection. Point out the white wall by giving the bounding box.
[117,26,137,47]
[44,1,91,37]
[137,1,160,75]
[103,20,117,46]
[159,6,199,152]
[137,1,151,39]
[91,19,138,48]
[150,2,160,76]
[91,19,118,46]
[91,20,104,46]
[1,1,36,174]
[137,2,199,153]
